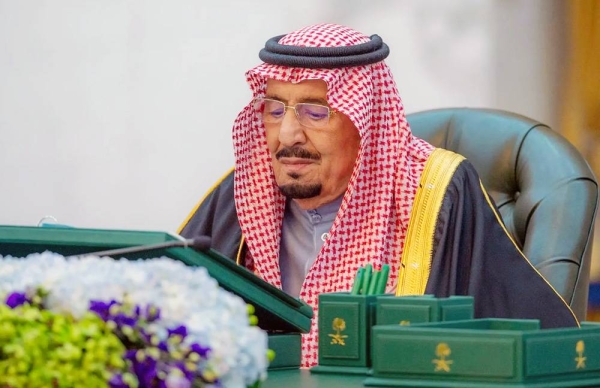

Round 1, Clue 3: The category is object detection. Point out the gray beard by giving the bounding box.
[278,183,322,199]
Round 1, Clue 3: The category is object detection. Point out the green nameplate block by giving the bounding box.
[312,292,378,375]
[312,294,475,376]
[365,319,600,387]
[376,295,474,326]
[267,334,302,370]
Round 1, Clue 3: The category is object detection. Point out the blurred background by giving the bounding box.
[0,0,599,314]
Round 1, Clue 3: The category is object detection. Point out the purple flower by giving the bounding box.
[119,350,160,387]
[138,329,153,344]
[144,305,161,322]
[5,292,29,308]
[89,300,119,321]
[124,349,138,361]
[108,373,130,388]
[189,343,210,358]
[113,313,138,327]
[157,340,169,352]
[172,361,194,381]
[167,325,187,339]
[132,356,159,386]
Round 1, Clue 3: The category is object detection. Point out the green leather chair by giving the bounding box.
[407,108,599,321]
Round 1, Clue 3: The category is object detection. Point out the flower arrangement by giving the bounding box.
[0,252,271,388]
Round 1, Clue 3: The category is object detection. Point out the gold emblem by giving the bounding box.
[432,342,453,372]
[575,340,586,369]
[399,320,411,326]
[328,317,348,346]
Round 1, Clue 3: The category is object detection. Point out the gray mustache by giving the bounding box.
[276,147,320,161]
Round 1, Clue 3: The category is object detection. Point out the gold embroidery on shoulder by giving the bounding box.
[396,149,465,296]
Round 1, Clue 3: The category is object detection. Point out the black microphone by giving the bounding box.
[69,235,212,259]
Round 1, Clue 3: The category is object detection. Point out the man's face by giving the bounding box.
[263,79,361,210]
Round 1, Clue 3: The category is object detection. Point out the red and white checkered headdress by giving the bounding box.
[232,23,434,367]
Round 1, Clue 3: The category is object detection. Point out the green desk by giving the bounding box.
[264,370,365,387]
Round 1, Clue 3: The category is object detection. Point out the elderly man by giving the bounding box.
[178,23,577,367]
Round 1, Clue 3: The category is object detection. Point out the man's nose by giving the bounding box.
[278,109,306,147]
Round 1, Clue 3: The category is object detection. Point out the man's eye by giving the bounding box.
[304,108,328,120]
[267,108,285,118]
[307,111,327,120]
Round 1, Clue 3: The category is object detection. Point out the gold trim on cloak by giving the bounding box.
[395,148,581,327]
[479,180,580,326]
[396,148,465,296]
[176,167,235,234]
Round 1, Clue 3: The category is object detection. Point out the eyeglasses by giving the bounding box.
[254,98,336,129]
